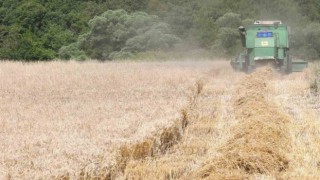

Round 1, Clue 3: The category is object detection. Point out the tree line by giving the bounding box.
[0,0,319,60]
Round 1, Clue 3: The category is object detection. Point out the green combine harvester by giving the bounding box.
[231,20,308,73]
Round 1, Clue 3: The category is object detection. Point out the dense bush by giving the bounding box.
[60,10,180,60]
[1,0,320,60]
[58,43,88,61]
[0,0,112,60]
[214,13,242,56]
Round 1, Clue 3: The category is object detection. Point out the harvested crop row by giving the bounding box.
[0,61,216,179]
[94,64,240,179]
[115,81,202,179]
[272,67,320,178]
[77,73,210,179]
[195,67,292,179]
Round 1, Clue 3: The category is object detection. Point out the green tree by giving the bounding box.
[58,43,88,61]
[1,0,320,60]
[0,0,111,60]
[63,9,180,60]
[106,0,148,12]
[215,13,242,56]
[295,0,320,22]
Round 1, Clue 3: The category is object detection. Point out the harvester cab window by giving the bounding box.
[257,32,273,38]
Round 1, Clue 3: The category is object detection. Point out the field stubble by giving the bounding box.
[1,60,319,179]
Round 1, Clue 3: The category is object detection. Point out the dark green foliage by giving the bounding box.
[66,10,180,60]
[295,0,320,22]
[0,0,108,60]
[214,13,242,56]
[216,13,241,28]
[124,23,180,51]
[1,0,320,60]
[58,43,88,61]
[291,23,320,60]
[105,0,148,12]
[303,24,320,55]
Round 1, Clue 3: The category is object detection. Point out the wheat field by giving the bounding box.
[1,60,319,179]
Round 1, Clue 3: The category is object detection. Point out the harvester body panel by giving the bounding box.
[231,21,308,73]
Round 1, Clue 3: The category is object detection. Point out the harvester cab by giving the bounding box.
[231,20,308,73]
